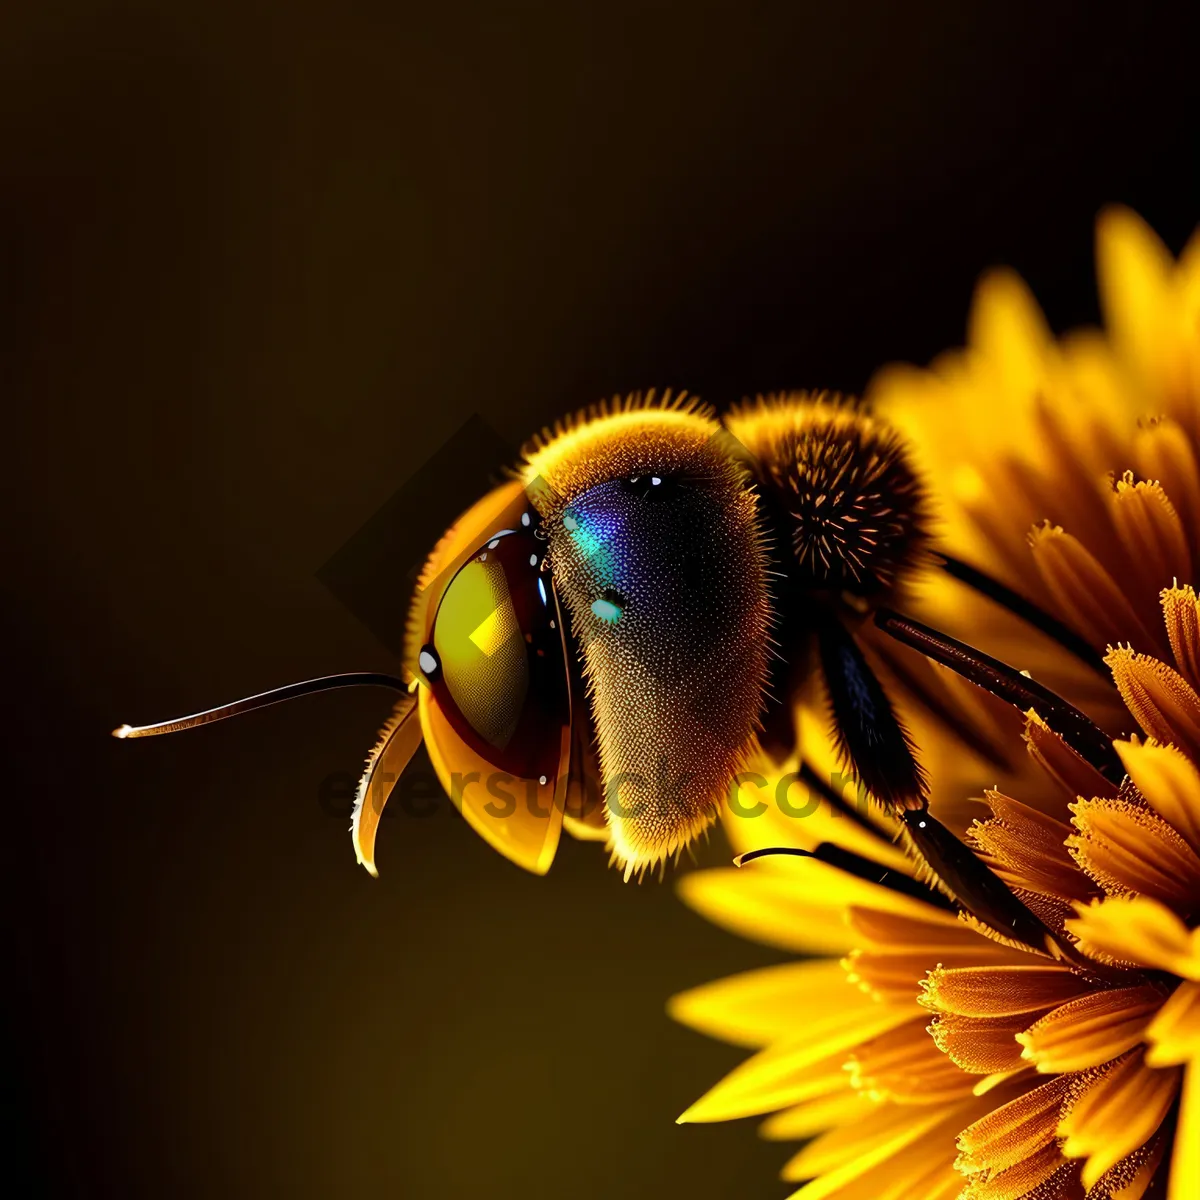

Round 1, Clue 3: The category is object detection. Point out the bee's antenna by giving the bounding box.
[112,672,411,739]
[874,608,1124,784]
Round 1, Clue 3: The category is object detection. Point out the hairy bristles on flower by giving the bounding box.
[1057,1052,1177,1189]
[1066,797,1200,911]
[1161,583,1200,690]
[1110,473,1192,583]
[1105,642,1200,756]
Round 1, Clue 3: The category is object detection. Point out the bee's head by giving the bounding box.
[726,393,930,599]
[522,392,773,877]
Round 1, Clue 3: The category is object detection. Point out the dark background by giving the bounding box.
[4,3,1198,1197]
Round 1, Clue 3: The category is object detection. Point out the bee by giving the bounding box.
[115,392,1121,948]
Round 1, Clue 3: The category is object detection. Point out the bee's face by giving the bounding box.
[526,404,773,875]
[407,396,773,876]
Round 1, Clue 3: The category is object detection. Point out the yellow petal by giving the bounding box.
[1169,1058,1200,1200]
[848,1018,976,1102]
[956,1075,1070,1175]
[675,1005,915,1123]
[1136,422,1200,552]
[929,1013,1027,1074]
[967,268,1054,395]
[1145,980,1200,1067]
[1162,583,1200,692]
[669,959,859,1049]
[1111,473,1192,594]
[961,1142,1077,1200]
[785,1105,966,1200]
[760,1089,876,1141]
[781,1101,947,1180]
[1065,896,1200,979]
[719,750,910,872]
[1031,523,1161,652]
[1106,646,1200,756]
[968,791,1087,901]
[1016,984,1163,1072]
[1116,737,1200,853]
[1105,1132,1169,1200]
[1058,1047,1180,1189]
[1068,797,1200,912]
[922,964,1091,1018]
[1096,205,1176,390]
[1024,709,1118,803]
[676,861,943,956]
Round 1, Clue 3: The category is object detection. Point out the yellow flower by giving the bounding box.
[673,211,1200,1200]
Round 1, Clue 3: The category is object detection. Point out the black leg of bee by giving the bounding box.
[816,615,929,812]
[873,607,1125,784]
[736,843,956,910]
[112,672,412,738]
[937,553,1108,676]
[809,615,1069,956]
[899,810,1054,953]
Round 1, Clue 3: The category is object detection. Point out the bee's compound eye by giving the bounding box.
[427,529,568,777]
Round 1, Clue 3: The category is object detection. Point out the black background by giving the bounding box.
[5,3,1198,1197]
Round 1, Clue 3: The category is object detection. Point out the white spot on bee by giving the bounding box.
[488,539,500,549]
[419,650,438,675]
[521,512,531,527]
[529,553,538,566]
[538,775,547,785]
[650,476,662,486]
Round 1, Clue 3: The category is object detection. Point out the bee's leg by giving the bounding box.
[817,615,1069,958]
[897,809,1057,954]
[815,614,928,812]
[937,553,1107,676]
[874,607,1124,784]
